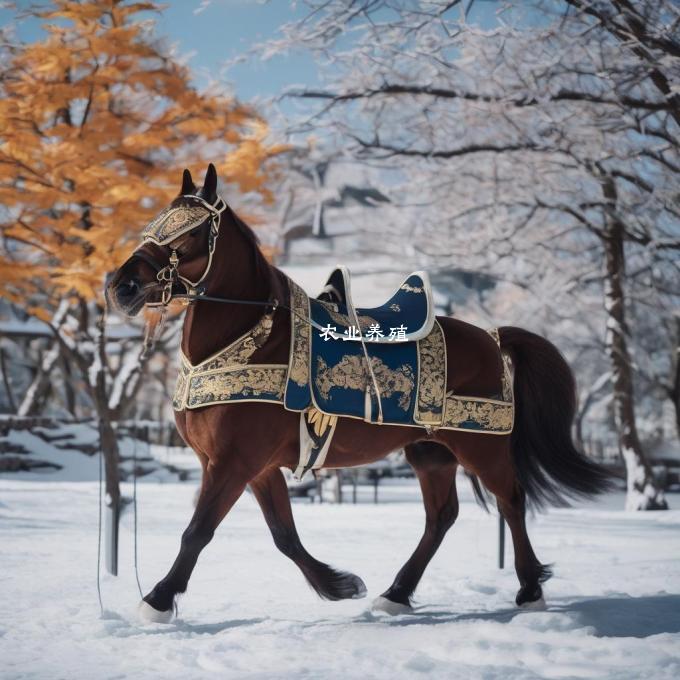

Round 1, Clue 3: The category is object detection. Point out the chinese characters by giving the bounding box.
[319,323,408,342]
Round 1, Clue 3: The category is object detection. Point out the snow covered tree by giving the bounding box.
[267,0,679,509]
[0,0,281,508]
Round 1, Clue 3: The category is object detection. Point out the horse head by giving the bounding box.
[106,164,223,316]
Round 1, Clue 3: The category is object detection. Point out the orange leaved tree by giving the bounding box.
[0,0,281,516]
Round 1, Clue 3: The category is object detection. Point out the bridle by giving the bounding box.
[141,193,227,307]
[135,192,284,357]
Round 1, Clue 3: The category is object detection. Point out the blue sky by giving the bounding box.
[152,0,318,99]
[2,0,502,103]
[1,0,319,100]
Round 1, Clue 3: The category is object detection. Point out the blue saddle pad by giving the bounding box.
[283,277,512,433]
[309,298,418,423]
[284,277,442,425]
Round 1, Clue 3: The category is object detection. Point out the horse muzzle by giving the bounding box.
[107,244,170,313]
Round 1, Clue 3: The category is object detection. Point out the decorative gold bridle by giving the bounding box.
[141,193,227,307]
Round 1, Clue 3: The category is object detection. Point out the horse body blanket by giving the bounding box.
[173,275,513,438]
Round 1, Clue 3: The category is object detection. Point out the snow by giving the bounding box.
[88,346,103,389]
[0,423,199,483]
[1,477,679,679]
[0,318,52,338]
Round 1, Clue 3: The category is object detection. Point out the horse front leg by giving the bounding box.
[250,466,367,601]
[139,459,251,622]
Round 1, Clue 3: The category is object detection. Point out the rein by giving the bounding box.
[167,292,330,333]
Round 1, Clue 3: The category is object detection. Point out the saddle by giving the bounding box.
[286,272,442,424]
[315,266,436,343]
[285,269,511,418]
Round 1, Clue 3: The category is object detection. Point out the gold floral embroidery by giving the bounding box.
[487,327,513,402]
[172,358,191,410]
[288,280,310,387]
[400,283,424,294]
[414,321,446,425]
[142,205,210,244]
[501,356,513,402]
[487,327,500,346]
[315,355,415,411]
[185,366,287,408]
[198,314,274,373]
[172,310,276,410]
[442,393,513,433]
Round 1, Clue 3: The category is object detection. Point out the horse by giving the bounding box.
[106,164,610,623]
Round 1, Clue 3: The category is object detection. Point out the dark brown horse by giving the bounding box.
[107,164,610,623]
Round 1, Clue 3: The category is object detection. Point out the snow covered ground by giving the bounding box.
[1,477,679,680]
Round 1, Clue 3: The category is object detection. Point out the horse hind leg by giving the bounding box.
[374,441,459,614]
[497,483,551,608]
[250,467,367,601]
[470,438,551,608]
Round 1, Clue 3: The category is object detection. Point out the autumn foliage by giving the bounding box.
[0,0,281,316]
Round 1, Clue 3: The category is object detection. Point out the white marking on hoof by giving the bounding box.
[371,595,413,616]
[351,576,368,599]
[138,600,174,624]
[519,596,546,611]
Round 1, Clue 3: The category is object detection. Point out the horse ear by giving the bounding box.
[180,168,195,195]
[203,163,218,200]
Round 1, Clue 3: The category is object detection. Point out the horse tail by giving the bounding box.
[499,326,612,508]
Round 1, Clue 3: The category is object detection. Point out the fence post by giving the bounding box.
[105,500,120,576]
[498,513,505,569]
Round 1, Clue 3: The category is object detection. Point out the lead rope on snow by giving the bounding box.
[95,424,144,612]
[132,433,143,599]
[96,418,104,616]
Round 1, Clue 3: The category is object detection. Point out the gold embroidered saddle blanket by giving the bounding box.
[172,276,514,437]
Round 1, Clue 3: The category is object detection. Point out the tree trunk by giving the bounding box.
[0,347,18,413]
[94,412,121,509]
[60,353,77,417]
[601,177,667,510]
[669,316,680,438]
[92,310,120,509]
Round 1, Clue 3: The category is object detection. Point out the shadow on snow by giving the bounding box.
[360,593,680,638]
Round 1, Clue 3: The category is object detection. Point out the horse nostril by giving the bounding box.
[118,278,141,299]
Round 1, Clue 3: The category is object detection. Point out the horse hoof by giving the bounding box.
[518,595,546,611]
[516,583,545,609]
[138,600,174,624]
[371,596,412,616]
[350,575,368,599]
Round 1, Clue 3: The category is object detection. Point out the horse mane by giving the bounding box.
[186,186,261,249]
[227,205,261,248]
[223,205,277,292]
